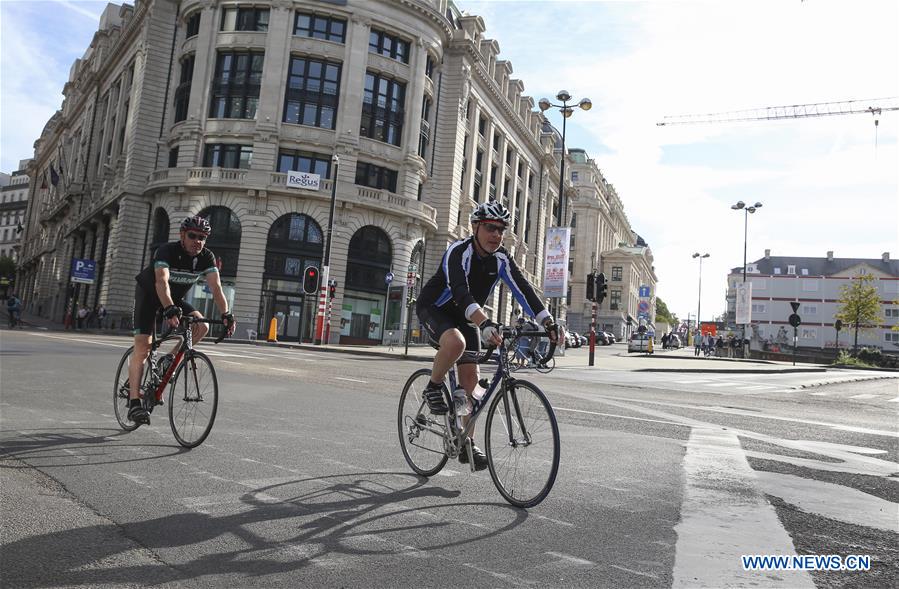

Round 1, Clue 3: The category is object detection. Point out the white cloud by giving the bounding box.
[466,0,899,320]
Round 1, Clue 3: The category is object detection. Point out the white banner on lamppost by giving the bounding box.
[287,170,321,191]
[735,282,752,325]
[543,227,570,298]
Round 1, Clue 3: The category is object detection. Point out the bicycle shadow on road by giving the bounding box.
[0,427,192,467]
[2,469,529,587]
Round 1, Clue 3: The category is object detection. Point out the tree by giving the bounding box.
[834,271,882,352]
[655,297,679,330]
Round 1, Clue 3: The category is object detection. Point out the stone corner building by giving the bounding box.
[18,0,640,343]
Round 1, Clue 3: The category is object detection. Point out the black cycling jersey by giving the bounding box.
[135,241,218,302]
[417,238,550,325]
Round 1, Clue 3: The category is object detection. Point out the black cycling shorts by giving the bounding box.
[416,303,480,365]
[132,286,197,335]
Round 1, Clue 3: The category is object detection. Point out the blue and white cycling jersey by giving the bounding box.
[417,237,550,324]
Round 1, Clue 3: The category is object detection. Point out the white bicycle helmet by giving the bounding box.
[470,200,511,225]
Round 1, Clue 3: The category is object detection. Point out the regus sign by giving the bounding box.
[287,171,321,191]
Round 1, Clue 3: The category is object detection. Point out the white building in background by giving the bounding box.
[726,249,899,350]
[0,160,31,262]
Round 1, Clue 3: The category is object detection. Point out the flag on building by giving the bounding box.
[50,164,60,187]
[40,171,48,190]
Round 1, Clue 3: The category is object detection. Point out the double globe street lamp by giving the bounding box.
[731,200,763,354]
[538,91,592,226]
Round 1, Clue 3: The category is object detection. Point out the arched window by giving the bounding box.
[149,208,170,257]
[346,226,392,293]
[198,206,241,277]
[264,213,323,279]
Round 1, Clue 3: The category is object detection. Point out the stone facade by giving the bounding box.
[0,161,30,264]
[18,0,569,342]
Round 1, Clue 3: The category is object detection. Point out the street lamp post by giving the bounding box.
[538,91,592,226]
[538,91,591,319]
[315,154,340,345]
[692,252,709,341]
[730,200,762,356]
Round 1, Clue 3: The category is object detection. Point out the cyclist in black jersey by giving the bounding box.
[127,215,236,425]
[416,201,559,469]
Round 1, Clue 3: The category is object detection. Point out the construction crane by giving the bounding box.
[656,97,898,126]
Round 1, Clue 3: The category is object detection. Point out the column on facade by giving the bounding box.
[232,219,267,335]
[399,40,428,201]
[103,195,153,324]
[92,216,110,306]
[177,2,218,168]
[251,2,292,172]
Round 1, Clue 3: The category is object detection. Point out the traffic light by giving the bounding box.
[586,272,596,302]
[596,272,608,304]
[303,266,319,295]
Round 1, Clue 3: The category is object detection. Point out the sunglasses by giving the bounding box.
[186,232,208,241]
[480,223,507,235]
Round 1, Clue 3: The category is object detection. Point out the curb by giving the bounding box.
[798,374,899,389]
[635,367,828,374]
[830,363,899,373]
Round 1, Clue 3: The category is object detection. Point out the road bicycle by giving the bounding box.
[113,314,226,448]
[510,343,555,374]
[398,325,560,508]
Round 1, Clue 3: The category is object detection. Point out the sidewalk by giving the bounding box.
[10,311,886,375]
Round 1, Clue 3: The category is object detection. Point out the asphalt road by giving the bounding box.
[1,330,896,588]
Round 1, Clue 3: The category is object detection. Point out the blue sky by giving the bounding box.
[1,0,897,320]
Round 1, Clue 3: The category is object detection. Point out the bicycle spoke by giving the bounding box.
[485,380,560,508]
[398,369,449,476]
[168,352,218,448]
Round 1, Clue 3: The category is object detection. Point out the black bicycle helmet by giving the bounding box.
[180,215,211,234]
[470,200,511,225]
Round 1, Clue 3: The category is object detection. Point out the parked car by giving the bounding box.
[576,333,587,347]
[627,333,653,354]
[602,331,617,344]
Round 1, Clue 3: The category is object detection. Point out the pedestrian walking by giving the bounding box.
[694,331,702,356]
[98,304,108,329]
[76,304,88,329]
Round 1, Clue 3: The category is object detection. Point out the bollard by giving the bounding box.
[267,317,278,342]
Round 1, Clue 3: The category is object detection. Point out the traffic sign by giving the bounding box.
[385,271,394,285]
[788,313,801,328]
[639,285,651,298]
[834,319,843,332]
[638,300,650,314]
[790,301,800,312]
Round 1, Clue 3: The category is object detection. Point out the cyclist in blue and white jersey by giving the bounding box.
[127,215,235,425]
[416,201,559,469]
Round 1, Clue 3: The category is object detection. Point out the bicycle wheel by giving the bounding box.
[398,368,449,476]
[485,379,560,508]
[113,346,146,432]
[533,353,555,374]
[168,351,218,448]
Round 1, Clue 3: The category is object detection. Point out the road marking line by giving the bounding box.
[554,406,684,426]
[809,392,830,396]
[705,382,738,387]
[532,514,575,527]
[672,428,814,588]
[30,332,128,348]
[220,360,243,365]
[269,367,298,373]
[545,551,593,565]
[675,380,710,384]
[335,377,366,383]
[849,394,877,400]
[888,397,899,403]
[610,564,660,580]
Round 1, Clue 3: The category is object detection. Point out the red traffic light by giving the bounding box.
[303,266,320,294]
